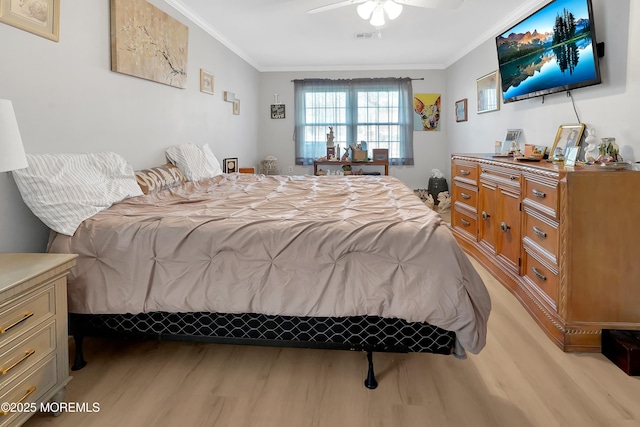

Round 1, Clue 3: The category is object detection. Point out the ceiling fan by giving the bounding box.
[307,0,464,27]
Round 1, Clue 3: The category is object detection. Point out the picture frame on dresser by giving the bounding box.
[501,129,522,153]
[564,146,580,166]
[372,149,388,162]
[551,124,585,158]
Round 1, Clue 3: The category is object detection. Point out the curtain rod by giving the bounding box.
[290,77,424,82]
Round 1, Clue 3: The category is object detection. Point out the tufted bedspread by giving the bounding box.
[48,174,491,354]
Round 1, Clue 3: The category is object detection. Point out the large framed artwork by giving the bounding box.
[110,0,188,89]
[476,71,500,114]
[0,0,60,42]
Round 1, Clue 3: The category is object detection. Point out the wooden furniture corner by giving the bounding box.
[0,253,77,424]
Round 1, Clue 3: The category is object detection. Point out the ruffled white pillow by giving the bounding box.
[165,143,223,181]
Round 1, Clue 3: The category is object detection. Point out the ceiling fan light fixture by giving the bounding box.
[370,4,386,27]
[357,1,376,20]
[383,0,403,20]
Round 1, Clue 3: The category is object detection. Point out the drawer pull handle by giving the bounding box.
[481,211,490,220]
[460,192,471,200]
[533,226,547,238]
[1,349,35,375]
[460,219,470,226]
[0,386,37,416]
[532,189,546,198]
[532,267,547,281]
[510,175,517,181]
[0,311,34,334]
[500,222,511,233]
[460,169,470,176]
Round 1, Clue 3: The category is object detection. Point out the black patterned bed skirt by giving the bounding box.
[69,311,456,354]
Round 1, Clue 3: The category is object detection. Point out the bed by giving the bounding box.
[14,149,491,388]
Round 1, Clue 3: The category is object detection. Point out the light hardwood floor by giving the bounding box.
[25,258,640,427]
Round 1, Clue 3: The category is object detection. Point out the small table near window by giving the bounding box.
[313,159,389,176]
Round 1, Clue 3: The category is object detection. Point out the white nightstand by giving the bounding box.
[0,253,76,426]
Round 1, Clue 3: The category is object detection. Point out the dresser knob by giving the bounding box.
[500,222,510,233]
[533,226,547,238]
[532,189,546,198]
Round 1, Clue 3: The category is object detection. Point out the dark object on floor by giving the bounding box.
[427,177,448,202]
[602,329,640,376]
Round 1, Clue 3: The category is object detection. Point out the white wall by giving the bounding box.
[258,70,449,189]
[0,0,260,252]
[445,0,637,179]
[2,0,636,253]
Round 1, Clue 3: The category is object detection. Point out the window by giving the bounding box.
[294,78,414,165]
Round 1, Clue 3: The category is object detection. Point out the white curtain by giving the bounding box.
[294,78,414,165]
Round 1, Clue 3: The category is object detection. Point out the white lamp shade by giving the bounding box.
[370,5,386,26]
[357,1,376,19]
[0,100,28,172]
[383,0,403,20]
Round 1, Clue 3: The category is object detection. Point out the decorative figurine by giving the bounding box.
[437,191,451,213]
[583,128,598,162]
[326,126,335,148]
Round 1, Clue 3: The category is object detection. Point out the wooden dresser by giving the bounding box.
[0,253,76,426]
[451,154,640,352]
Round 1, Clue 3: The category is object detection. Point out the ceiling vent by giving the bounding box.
[354,32,375,39]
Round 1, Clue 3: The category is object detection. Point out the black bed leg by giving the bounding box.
[364,351,378,389]
[71,334,87,371]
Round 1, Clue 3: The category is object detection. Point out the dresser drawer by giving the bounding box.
[0,321,56,387]
[0,355,57,425]
[523,176,558,218]
[452,161,478,184]
[523,247,559,309]
[523,211,559,260]
[479,165,521,187]
[452,181,478,211]
[0,286,56,347]
[452,206,477,241]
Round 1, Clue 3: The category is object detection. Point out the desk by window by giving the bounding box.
[313,159,389,176]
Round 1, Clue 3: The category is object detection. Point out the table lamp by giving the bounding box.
[0,99,28,173]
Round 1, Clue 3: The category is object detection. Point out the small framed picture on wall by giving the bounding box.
[455,99,467,122]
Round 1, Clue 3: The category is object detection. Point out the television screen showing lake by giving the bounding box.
[495,0,600,102]
[501,37,597,100]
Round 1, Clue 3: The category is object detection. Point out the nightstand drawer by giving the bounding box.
[0,286,56,347]
[0,321,56,387]
[0,356,57,425]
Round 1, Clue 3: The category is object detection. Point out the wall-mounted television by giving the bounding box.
[496,0,601,104]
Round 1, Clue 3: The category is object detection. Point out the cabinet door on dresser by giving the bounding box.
[478,181,497,253]
[496,188,521,274]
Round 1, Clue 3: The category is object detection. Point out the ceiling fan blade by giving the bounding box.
[395,0,464,9]
[307,0,366,14]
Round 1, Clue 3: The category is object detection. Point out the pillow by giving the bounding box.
[12,152,144,236]
[135,163,186,195]
[165,143,223,181]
